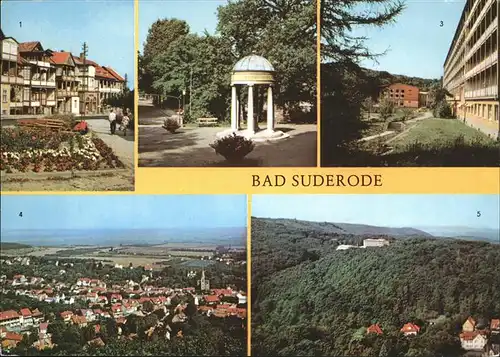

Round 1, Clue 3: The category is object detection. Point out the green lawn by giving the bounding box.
[391,118,493,151]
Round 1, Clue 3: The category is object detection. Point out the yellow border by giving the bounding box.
[246,194,252,356]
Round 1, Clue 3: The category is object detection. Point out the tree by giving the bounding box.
[379,97,395,121]
[362,97,374,119]
[143,19,190,60]
[320,0,405,165]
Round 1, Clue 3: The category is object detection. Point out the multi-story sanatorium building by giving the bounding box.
[443,0,498,136]
[0,29,125,117]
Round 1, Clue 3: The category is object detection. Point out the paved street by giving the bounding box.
[138,102,317,167]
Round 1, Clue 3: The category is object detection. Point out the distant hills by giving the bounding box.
[416,225,499,243]
[361,67,441,91]
[253,217,498,243]
[0,242,32,250]
[0,227,247,247]
[252,217,431,238]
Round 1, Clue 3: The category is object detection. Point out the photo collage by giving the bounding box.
[0,0,498,356]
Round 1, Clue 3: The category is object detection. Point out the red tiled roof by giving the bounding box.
[20,308,31,317]
[491,319,500,330]
[50,51,73,65]
[39,322,48,331]
[400,323,420,333]
[19,41,41,52]
[204,295,220,303]
[213,288,233,296]
[4,332,23,341]
[0,310,19,321]
[104,66,124,82]
[60,311,73,318]
[367,324,383,335]
[460,330,487,341]
[32,309,43,317]
[71,315,87,325]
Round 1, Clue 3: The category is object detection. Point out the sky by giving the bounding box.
[252,195,500,230]
[350,0,465,78]
[139,0,465,79]
[1,195,247,230]
[1,0,135,88]
[139,0,222,52]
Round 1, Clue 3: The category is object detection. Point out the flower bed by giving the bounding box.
[1,127,125,173]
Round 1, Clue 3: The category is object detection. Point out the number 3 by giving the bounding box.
[440,21,444,27]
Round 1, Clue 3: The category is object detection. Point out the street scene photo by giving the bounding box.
[0,195,248,356]
[251,194,500,356]
[138,0,317,167]
[0,1,135,191]
[321,0,499,167]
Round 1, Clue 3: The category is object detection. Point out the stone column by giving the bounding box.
[266,85,274,132]
[231,85,237,131]
[236,92,240,130]
[247,85,254,134]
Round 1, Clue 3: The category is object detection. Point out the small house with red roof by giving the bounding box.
[0,310,21,329]
[491,319,500,334]
[50,51,80,114]
[400,323,420,336]
[204,295,220,305]
[367,323,383,335]
[60,311,74,323]
[460,330,488,350]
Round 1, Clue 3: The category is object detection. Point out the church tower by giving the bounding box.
[198,269,210,291]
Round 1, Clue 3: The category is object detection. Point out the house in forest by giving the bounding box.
[400,322,420,336]
[367,324,383,335]
[460,331,488,351]
[463,316,477,332]
[491,319,500,334]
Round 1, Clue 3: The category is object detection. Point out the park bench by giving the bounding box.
[197,117,218,127]
[18,118,70,131]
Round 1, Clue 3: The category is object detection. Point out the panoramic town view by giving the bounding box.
[0,1,135,191]
[321,0,499,167]
[251,194,500,356]
[137,0,317,167]
[0,195,248,356]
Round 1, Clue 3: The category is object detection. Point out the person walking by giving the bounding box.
[109,108,117,135]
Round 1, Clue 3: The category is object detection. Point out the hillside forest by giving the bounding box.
[251,217,500,356]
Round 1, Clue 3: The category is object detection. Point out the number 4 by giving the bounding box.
[19,212,23,217]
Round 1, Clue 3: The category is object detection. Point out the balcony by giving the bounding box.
[57,90,79,98]
[464,85,498,99]
[99,87,121,93]
[29,80,57,88]
[1,75,24,85]
[60,75,81,82]
[25,100,41,107]
[10,102,23,108]
[1,52,17,62]
[46,100,56,106]
[465,50,498,80]
[28,60,52,68]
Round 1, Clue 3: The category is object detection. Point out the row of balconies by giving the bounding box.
[28,60,52,69]
[22,100,57,107]
[465,50,498,80]
[465,20,497,62]
[465,0,497,44]
[464,85,498,99]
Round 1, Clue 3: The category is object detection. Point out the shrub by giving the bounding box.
[379,98,395,120]
[163,118,181,133]
[433,100,453,118]
[210,134,255,162]
[47,113,77,129]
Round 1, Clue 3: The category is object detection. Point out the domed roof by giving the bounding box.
[233,54,274,72]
